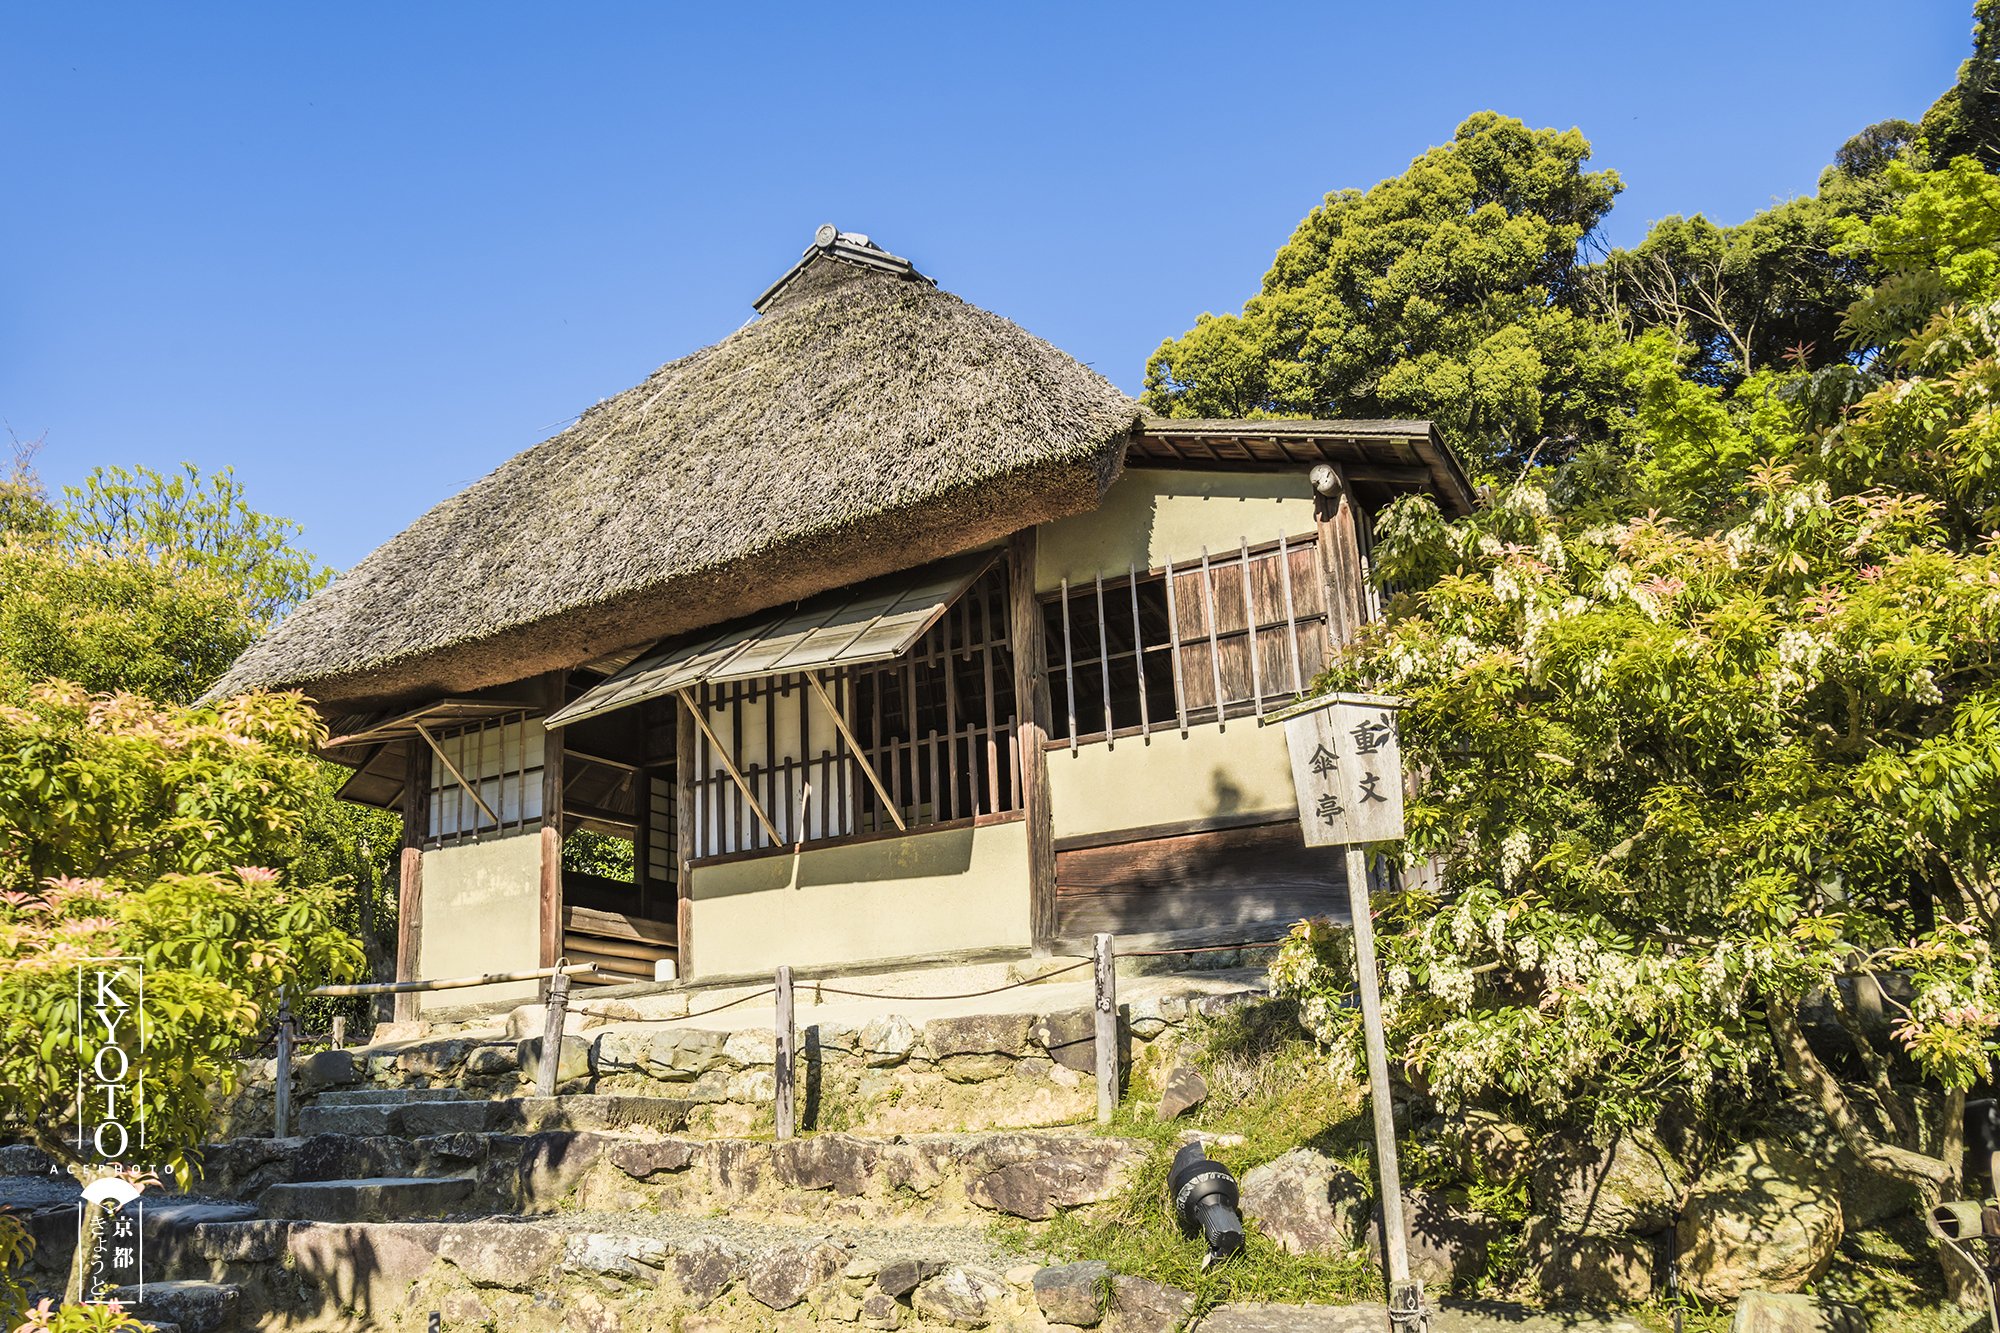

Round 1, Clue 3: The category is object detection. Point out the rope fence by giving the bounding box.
[269,931,1294,1139]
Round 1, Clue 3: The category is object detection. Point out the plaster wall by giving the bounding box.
[1035,467,1318,592]
[416,831,543,1011]
[1048,717,1298,841]
[688,819,1031,976]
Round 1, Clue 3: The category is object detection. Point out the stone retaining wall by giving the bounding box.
[219,989,1252,1138]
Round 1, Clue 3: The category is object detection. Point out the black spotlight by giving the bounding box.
[1169,1140,1244,1267]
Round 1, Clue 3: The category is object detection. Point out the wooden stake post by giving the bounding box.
[775,965,797,1141]
[273,989,295,1139]
[1275,692,1425,1328]
[1093,933,1117,1124]
[536,968,571,1097]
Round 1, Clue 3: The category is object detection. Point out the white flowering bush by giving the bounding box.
[1275,161,2000,1206]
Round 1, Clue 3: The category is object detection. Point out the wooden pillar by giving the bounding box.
[1315,465,1369,650]
[394,738,431,1025]
[1008,529,1058,949]
[539,672,567,977]
[675,697,697,980]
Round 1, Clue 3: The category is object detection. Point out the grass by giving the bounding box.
[991,998,1988,1333]
[992,1000,1387,1318]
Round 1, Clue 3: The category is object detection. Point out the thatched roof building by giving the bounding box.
[222,225,1482,1008]
[213,229,1140,710]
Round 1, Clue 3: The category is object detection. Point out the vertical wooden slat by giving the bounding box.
[1059,577,1077,753]
[394,738,430,1025]
[943,613,960,820]
[1240,538,1263,715]
[904,654,920,821]
[1278,531,1303,694]
[539,674,566,975]
[675,699,696,979]
[1008,530,1058,950]
[475,721,490,834]
[1201,547,1226,727]
[764,679,780,845]
[1164,555,1188,736]
[1128,563,1150,737]
[799,675,813,838]
[1094,572,1114,746]
[981,582,1000,814]
[884,672,901,827]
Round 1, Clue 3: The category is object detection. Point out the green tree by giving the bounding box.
[1144,113,1624,473]
[1273,157,2000,1211]
[0,457,400,1021]
[1592,118,1922,392]
[0,676,362,1305]
[0,463,328,707]
[1920,0,2000,171]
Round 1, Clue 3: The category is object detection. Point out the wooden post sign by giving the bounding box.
[1280,692,1406,846]
[1268,690,1428,1331]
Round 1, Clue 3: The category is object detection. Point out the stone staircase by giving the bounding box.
[2,1079,1157,1332]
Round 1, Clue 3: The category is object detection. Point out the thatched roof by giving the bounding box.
[212,230,1141,710]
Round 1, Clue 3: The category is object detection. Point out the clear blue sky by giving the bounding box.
[1,3,1974,571]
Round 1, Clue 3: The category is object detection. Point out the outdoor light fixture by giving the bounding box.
[1169,1139,1244,1267]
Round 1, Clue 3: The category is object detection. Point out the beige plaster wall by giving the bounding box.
[417,832,543,1012]
[1035,467,1318,592]
[1048,718,1298,841]
[688,819,1031,977]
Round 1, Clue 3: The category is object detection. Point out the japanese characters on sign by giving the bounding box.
[1283,697,1405,846]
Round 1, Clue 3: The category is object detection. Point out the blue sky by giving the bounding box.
[1,3,1974,570]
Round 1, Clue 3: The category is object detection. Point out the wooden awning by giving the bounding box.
[546,551,996,729]
[1129,418,1478,517]
[323,697,535,750]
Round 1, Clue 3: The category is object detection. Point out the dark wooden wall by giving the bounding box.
[1052,818,1349,946]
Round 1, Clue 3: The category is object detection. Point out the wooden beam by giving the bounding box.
[803,672,906,832]
[393,737,430,1025]
[675,699,696,981]
[678,687,782,847]
[1315,465,1369,651]
[539,674,566,975]
[1009,529,1059,950]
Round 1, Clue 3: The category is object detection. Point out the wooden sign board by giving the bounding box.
[1281,694,1405,846]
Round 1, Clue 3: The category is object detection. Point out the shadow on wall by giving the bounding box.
[1210,769,1245,817]
[691,821,981,900]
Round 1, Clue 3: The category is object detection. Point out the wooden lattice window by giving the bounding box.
[425,712,545,845]
[689,563,1021,858]
[1044,534,1329,744]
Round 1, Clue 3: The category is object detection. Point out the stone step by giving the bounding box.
[308,1086,477,1107]
[296,1092,690,1138]
[189,1127,1145,1229]
[166,1216,1041,1328]
[255,1175,476,1223]
[107,1280,240,1333]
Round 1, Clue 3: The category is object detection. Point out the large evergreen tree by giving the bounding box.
[1143,113,1624,474]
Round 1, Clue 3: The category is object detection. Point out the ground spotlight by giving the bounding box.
[1169,1139,1244,1267]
